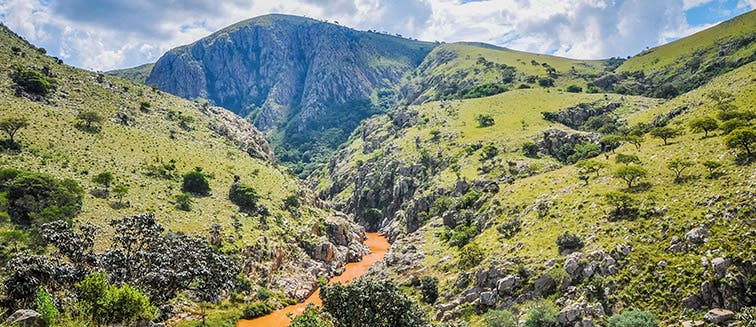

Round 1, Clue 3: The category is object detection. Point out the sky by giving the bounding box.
[0,0,753,71]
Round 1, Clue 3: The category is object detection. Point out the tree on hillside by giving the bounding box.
[76,111,103,131]
[702,160,723,178]
[92,172,113,189]
[0,117,29,144]
[111,184,129,208]
[604,191,638,220]
[707,90,734,108]
[650,127,681,145]
[321,279,428,327]
[666,158,694,183]
[689,117,719,137]
[182,167,210,195]
[522,142,539,158]
[475,114,495,127]
[576,160,607,177]
[624,135,644,151]
[615,153,641,165]
[724,127,755,159]
[613,165,647,189]
[600,135,623,153]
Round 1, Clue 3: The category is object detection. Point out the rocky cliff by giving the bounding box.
[146,14,437,175]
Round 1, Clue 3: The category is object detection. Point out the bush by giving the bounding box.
[256,287,271,300]
[480,144,499,161]
[290,304,334,327]
[475,114,496,127]
[10,66,56,96]
[497,218,521,238]
[283,195,301,210]
[524,304,557,327]
[418,276,438,304]
[538,78,555,87]
[484,309,517,327]
[566,85,583,93]
[1,169,84,225]
[613,165,648,189]
[175,193,193,211]
[320,279,427,327]
[458,242,484,270]
[607,310,658,327]
[522,142,539,158]
[556,232,584,253]
[34,286,58,326]
[229,182,260,214]
[99,284,155,324]
[242,301,275,319]
[182,168,210,195]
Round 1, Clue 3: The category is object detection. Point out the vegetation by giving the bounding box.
[0,116,28,144]
[688,117,719,137]
[475,114,496,127]
[182,167,211,195]
[556,232,584,253]
[612,165,647,189]
[320,279,428,327]
[607,310,658,327]
[649,126,681,145]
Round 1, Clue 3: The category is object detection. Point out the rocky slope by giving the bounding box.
[146,14,437,176]
[312,13,756,326]
[0,22,368,311]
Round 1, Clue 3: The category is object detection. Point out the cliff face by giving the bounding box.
[147,15,436,170]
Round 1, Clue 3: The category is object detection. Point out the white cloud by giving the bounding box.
[0,0,753,71]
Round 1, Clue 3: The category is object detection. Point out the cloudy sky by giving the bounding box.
[1,0,753,71]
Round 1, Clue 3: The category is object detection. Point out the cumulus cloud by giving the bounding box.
[0,0,752,71]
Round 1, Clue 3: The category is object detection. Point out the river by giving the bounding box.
[237,232,390,327]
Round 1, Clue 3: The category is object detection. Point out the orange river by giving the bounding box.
[237,232,390,327]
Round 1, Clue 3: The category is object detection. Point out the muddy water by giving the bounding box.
[237,232,390,327]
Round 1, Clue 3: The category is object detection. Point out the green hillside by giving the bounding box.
[0,23,368,325]
[107,63,154,84]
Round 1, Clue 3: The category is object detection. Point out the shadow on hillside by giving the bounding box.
[90,189,109,199]
[109,201,130,209]
[734,154,754,166]
[626,182,652,193]
[0,140,22,154]
[75,123,101,134]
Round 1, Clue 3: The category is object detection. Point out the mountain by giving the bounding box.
[107,62,154,84]
[311,13,756,325]
[145,14,437,177]
[0,22,369,318]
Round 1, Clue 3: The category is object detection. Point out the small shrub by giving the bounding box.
[282,195,301,210]
[174,193,193,211]
[229,182,259,213]
[484,309,517,327]
[256,287,271,300]
[34,286,58,326]
[607,310,658,327]
[458,242,484,270]
[524,303,557,327]
[556,232,583,253]
[10,66,56,96]
[480,144,499,161]
[99,284,154,324]
[182,168,210,195]
[419,276,438,304]
[522,142,539,158]
[538,78,555,87]
[497,217,521,238]
[475,114,496,127]
[242,301,276,319]
[566,85,583,93]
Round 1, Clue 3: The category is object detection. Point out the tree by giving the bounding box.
[613,165,647,189]
[707,90,734,108]
[556,232,583,253]
[600,135,623,153]
[522,142,539,158]
[34,286,58,326]
[607,310,658,327]
[524,304,558,327]
[92,172,114,189]
[702,160,722,178]
[0,117,29,144]
[724,127,755,158]
[76,111,103,129]
[576,160,607,177]
[459,242,484,269]
[320,279,428,327]
[1,169,84,226]
[480,144,499,161]
[111,184,129,206]
[290,304,334,327]
[229,181,260,214]
[666,158,694,183]
[650,127,681,145]
[624,135,643,151]
[566,85,583,93]
[174,193,193,211]
[182,167,210,195]
[604,191,637,219]
[615,153,641,165]
[475,114,495,127]
[689,117,719,137]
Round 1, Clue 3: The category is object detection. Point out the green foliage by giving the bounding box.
[576,160,606,176]
[290,304,334,327]
[283,195,301,210]
[724,127,755,158]
[600,135,623,152]
[483,309,517,327]
[0,229,29,262]
[445,223,478,247]
[10,65,56,96]
[702,160,723,177]
[538,78,555,87]
[242,301,276,319]
[475,114,496,127]
[496,217,521,239]
[615,153,641,165]
[566,142,601,163]
[97,283,154,324]
[556,232,584,253]
[624,135,644,150]
[464,83,509,99]
[175,193,193,211]
[613,165,648,189]
[458,242,484,270]
[182,168,210,195]
[480,144,499,161]
[606,310,658,327]
[76,111,104,131]
[736,307,756,326]
[257,287,271,300]
[666,158,694,183]
[524,303,557,327]
[430,129,442,141]
[649,126,681,145]
[34,286,58,326]
[92,172,114,188]
[522,142,539,158]
[604,191,638,220]
[320,279,427,327]
[0,169,84,225]
[77,271,108,304]
[111,184,129,206]
[565,85,583,93]
[418,276,439,304]
[229,182,260,214]
[688,117,719,137]
[0,116,29,144]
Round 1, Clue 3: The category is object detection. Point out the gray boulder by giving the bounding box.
[480,291,498,306]
[4,309,44,327]
[557,303,582,325]
[704,308,734,324]
[711,257,729,278]
[496,275,520,295]
[685,227,708,245]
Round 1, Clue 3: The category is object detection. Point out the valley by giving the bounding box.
[1,7,755,327]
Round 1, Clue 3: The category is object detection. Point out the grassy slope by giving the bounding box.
[390,62,755,325]
[400,42,607,104]
[106,63,155,84]
[0,25,325,250]
[618,10,756,75]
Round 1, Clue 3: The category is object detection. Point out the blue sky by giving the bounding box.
[1,0,753,71]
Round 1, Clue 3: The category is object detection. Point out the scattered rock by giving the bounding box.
[534,273,556,296]
[496,275,519,295]
[685,227,708,245]
[711,257,729,278]
[704,308,734,324]
[681,320,705,327]
[479,291,498,306]
[557,303,581,325]
[564,255,582,277]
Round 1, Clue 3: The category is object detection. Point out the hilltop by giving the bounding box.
[144,14,438,177]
